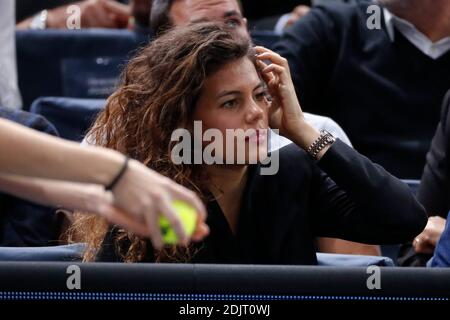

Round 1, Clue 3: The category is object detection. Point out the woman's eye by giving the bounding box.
[255,92,267,101]
[222,99,238,109]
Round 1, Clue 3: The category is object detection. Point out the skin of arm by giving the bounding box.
[0,173,152,237]
[0,173,112,212]
[0,117,125,186]
[0,118,210,248]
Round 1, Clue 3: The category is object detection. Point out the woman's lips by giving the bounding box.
[245,129,267,144]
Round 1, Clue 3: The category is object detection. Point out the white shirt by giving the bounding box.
[0,0,22,109]
[384,8,450,60]
[269,112,353,151]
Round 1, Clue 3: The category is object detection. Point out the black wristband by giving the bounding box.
[105,156,129,191]
[306,130,336,160]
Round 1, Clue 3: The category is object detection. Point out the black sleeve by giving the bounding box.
[273,5,340,113]
[241,0,311,21]
[310,139,427,244]
[417,91,450,217]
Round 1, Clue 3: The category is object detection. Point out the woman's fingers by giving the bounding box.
[255,46,290,70]
[254,46,304,139]
[256,60,279,99]
[256,59,282,118]
[255,47,292,90]
[256,60,274,84]
[261,61,291,86]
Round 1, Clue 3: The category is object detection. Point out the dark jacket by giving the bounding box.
[418,90,450,216]
[98,140,427,264]
[399,90,450,266]
[274,1,450,178]
[423,92,450,267]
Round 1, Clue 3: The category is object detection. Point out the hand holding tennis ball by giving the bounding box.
[159,200,209,245]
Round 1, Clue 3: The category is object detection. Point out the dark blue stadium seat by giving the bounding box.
[0,243,392,266]
[0,262,449,301]
[30,97,104,141]
[16,29,150,109]
[0,244,85,262]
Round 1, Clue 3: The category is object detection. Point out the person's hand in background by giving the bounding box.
[17,0,131,29]
[284,5,310,29]
[413,216,446,254]
[53,0,130,29]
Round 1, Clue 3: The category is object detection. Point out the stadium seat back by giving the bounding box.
[16,29,150,109]
[30,97,104,141]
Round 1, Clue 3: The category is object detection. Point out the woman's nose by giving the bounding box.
[245,100,264,123]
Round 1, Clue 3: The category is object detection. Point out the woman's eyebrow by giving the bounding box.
[216,82,264,98]
[253,82,264,91]
[216,90,240,99]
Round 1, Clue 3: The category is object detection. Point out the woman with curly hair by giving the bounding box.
[70,22,426,264]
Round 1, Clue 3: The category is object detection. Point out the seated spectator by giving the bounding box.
[151,0,381,256]
[274,0,450,179]
[149,0,347,145]
[70,23,426,263]
[149,0,380,257]
[398,90,450,266]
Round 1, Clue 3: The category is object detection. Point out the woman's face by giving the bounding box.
[193,57,270,165]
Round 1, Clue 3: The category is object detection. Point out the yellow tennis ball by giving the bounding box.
[159,200,197,244]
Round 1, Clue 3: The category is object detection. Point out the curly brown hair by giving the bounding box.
[69,22,256,263]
